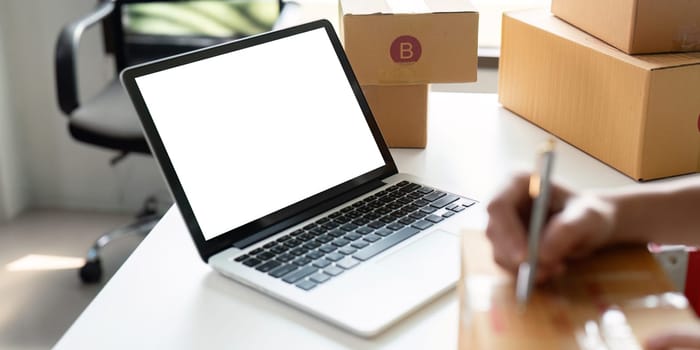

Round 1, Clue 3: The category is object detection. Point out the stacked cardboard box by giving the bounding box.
[339,0,478,148]
[499,3,700,180]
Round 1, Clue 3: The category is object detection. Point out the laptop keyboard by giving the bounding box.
[233,181,475,291]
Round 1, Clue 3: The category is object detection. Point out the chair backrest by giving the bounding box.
[105,0,283,71]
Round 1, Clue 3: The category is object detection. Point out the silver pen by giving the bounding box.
[516,139,556,306]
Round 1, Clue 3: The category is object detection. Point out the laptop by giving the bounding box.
[120,19,478,337]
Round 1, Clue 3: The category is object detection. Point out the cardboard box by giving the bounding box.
[458,230,700,349]
[340,0,478,85]
[361,84,428,148]
[551,0,700,54]
[498,9,700,181]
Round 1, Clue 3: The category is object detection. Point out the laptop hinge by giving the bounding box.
[232,179,386,249]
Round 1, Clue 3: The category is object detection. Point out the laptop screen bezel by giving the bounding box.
[120,20,398,262]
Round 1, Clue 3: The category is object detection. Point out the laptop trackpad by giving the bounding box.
[325,229,461,334]
[370,228,460,297]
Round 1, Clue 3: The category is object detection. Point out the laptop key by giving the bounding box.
[319,245,337,254]
[327,229,345,238]
[310,272,331,284]
[324,266,344,276]
[420,206,437,214]
[296,280,317,291]
[312,259,332,268]
[263,242,277,249]
[407,192,423,200]
[250,248,264,255]
[234,254,249,262]
[276,253,294,263]
[425,214,444,224]
[354,227,420,261]
[379,216,395,223]
[442,211,456,218]
[256,260,281,272]
[309,227,327,236]
[283,266,318,283]
[363,234,381,242]
[303,241,321,250]
[290,229,305,236]
[268,244,285,253]
[412,220,433,230]
[298,233,315,242]
[339,247,357,255]
[293,257,312,266]
[351,240,369,249]
[256,251,275,261]
[387,223,405,231]
[409,211,427,220]
[368,221,385,229]
[430,194,459,209]
[243,257,262,267]
[423,191,446,202]
[375,228,394,237]
[306,250,324,260]
[399,217,416,225]
[352,218,370,226]
[413,199,430,207]
[283,239,302,248]
[269,264,297,278]
[341,223,358,231]
[289,248,308,256]
[332,238,350,247]
[337,257,360,270]
[276,235,291,243]
[344,232,361,241]
[326,252,345,262]
[417,186,434,194]
[316,235,333,243]
[356,227,374,235]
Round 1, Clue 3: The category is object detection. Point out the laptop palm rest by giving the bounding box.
[313,229,460,336]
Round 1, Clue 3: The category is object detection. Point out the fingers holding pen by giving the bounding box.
[537,194,616,275]
[485,174,532,273]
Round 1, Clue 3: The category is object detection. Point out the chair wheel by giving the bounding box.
[79,259,102,284]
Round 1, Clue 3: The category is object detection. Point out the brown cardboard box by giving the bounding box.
[339,0,478,85]
[551,0,700,54]
[498,9,700,181]
[458,230,700,349]
[361,84,428,148]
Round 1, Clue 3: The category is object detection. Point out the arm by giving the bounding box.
[604,177,700,246]
[486,174,700,280]
[55,0,114,115]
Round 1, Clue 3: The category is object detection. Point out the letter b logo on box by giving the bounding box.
[390,35,422,63]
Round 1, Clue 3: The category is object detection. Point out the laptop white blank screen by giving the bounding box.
[135,28,385,241]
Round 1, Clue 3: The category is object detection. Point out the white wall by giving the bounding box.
[0,0,169,215]
[0,1,29,221]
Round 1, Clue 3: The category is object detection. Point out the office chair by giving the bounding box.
[55,0,287,283]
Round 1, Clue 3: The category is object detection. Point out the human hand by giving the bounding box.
[485,173,616,282]
[645,327,700,349]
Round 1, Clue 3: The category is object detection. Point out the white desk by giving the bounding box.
[54,93,640,349]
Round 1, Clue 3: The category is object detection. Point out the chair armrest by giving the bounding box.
[55,0,115,116]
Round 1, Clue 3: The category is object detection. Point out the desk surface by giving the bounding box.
[54,93,642,349]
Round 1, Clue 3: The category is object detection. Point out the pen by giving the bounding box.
[516,139,556,306]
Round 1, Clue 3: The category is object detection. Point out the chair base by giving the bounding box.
[79,213,161,284]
